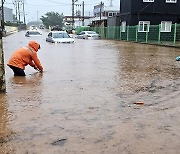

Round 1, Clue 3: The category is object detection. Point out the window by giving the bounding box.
[113,13,117,17]
[29,31,41,35]
[121,21,126,32]
[166,0,177,3]
[143,0,154,2]
[161,21,172,32]
[138,21,150,32]
[108,12,113,17]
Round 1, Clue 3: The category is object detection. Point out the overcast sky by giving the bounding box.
[4,0,120,23]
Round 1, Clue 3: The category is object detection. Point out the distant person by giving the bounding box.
[7,40,43,76]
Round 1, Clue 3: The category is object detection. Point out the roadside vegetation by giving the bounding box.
[40,11,64,30]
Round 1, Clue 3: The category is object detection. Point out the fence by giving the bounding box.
[76,24,180,47]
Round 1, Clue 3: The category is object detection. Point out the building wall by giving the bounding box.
[130,14,180,25]
[107,16,120,27]
[120,0,180,26]
[131,0,180,14]
[4,7,13,22]
[120,0,132,14]
[74,18,92,27]
[121,0,180,14]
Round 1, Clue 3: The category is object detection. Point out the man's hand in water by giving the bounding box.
[34,66,43,73]
[34,66,38,70]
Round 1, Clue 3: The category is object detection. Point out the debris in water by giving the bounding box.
[0,137,7,144]
[176,56,180,61]
[51,138,67,146]
[134,101,144,105]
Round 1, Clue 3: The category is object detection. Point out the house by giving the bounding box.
[91,2,119,27]
[120,0,180,32]
[64,16,92,29]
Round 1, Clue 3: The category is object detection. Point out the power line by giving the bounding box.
[25,3,70,7]
[43,0,70,5]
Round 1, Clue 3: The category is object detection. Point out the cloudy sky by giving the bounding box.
[4,0,120,23]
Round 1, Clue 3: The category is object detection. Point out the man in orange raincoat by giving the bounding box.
[7,40,43,76]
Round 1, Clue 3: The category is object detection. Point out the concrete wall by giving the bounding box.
[4,7,13,22]
[5,26,18,34]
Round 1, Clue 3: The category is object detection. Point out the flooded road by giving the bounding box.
[0,30,180,154]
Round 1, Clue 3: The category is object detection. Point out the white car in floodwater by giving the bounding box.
[76,31,100,39]
[46,31,75,43]
[25,30,42,37]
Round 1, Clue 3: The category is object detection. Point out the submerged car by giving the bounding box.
[46,31,75,43]
[76,31,100,39]
[30,25,38,30]
[25,30,42,37]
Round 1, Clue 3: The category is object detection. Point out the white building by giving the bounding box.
[0,7,13,22]
[64,16,93,28]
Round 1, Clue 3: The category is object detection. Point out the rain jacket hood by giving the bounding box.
[28,40,40,52]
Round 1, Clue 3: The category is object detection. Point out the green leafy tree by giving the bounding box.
[40,12,64,29]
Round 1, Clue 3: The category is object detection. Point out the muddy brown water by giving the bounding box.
[0,30,180,154]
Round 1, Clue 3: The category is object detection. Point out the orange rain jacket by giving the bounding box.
[7,41,43,71]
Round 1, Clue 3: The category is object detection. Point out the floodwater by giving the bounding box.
[0,30,180,154]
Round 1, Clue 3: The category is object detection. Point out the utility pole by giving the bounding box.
[72,0,75,29]
[0,0,6,92]
[1,0,4,31]
[13,1,18,23]
[72,0,78,29]
[17,0,20,24]
[100,1,103,20]
[119,0,121,14]
[82,1,84,26]
[22,0,26,24]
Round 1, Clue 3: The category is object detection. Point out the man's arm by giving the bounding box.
[29,61,36,68]
[31,53,43,71]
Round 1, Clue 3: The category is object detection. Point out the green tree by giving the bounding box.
[40,12,64,29]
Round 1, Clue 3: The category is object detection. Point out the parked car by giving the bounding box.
[50,25,62,31]
[25,30,42,37]
[29,25,38,30]
[46,31,75,43]
[76,31,100,39]
[39,25,45,29]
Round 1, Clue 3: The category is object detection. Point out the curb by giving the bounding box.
[3,30,18,37]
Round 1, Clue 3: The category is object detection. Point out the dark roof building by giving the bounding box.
[120,0,180,26]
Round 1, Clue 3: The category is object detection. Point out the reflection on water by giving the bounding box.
[0,72,44,153]
[8,72,43,85]
[7,72,43,91]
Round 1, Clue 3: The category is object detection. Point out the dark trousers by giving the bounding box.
[9,65,25,76]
